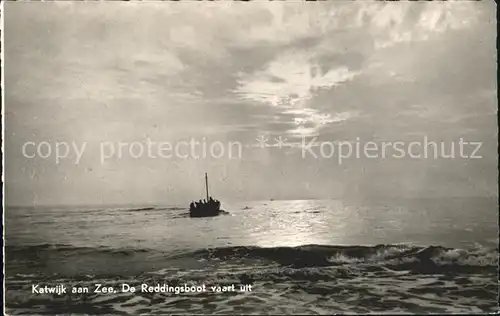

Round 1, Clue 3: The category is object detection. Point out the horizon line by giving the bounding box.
[4,195,499,209]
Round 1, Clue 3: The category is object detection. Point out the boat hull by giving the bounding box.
[189,211,222,218]
[189,205,223,218]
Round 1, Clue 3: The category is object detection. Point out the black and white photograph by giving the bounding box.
[2,1,498,314]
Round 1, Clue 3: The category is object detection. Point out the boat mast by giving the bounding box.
[205,172,209,201]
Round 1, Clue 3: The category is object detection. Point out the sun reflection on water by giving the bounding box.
[242,199,346,248]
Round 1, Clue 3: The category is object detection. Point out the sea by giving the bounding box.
[4,198,499,314]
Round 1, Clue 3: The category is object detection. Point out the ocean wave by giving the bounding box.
[183,244,498,273]
[121,206,185,212]
[73,206,186,213]
[6,243,151,256]
[5,243,498,314]
[7,243,496,274]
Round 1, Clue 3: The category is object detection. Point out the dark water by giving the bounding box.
[5,198,499,314]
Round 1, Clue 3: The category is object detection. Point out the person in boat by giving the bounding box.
[190,202,195,210]
[209,197,218,209]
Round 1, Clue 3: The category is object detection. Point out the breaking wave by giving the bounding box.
[6,243,498,314]
[7,243,497,274]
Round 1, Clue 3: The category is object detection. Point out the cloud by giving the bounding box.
[4,1,496,205]
[233,49,360,137]
[358,1,484,49]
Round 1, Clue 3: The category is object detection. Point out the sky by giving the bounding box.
[4,1,498,206]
